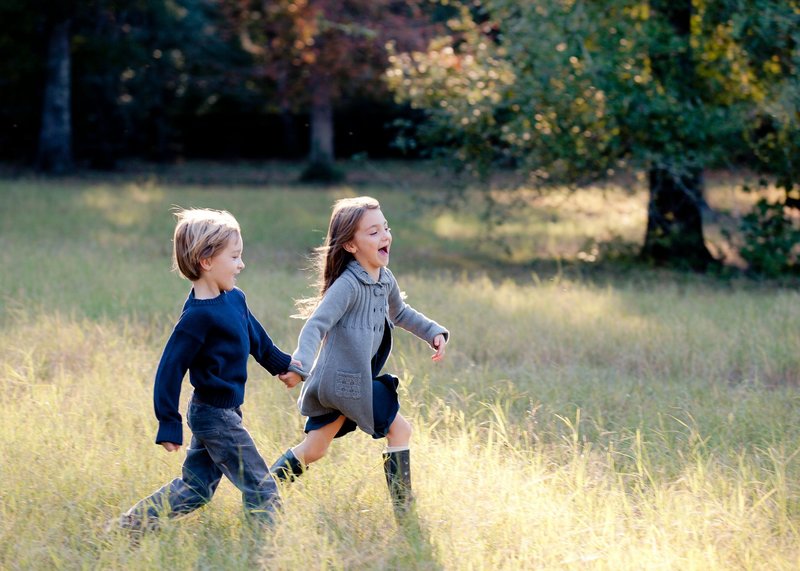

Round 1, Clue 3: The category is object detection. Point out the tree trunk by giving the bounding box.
[309,71,334,167]
[36,18,73,174]
[301,70,342,182]
[642,167,713,270]
[642,0,713,270]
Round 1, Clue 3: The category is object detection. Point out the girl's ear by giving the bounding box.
[343,241,356,254]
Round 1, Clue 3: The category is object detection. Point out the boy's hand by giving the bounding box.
[431,333,447,362]
[161,442,181,452]
[279,371,302,388]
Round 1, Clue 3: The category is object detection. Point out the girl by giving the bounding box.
[273,196,449,517]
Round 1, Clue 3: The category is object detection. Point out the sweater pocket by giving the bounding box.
[334,370,362,399]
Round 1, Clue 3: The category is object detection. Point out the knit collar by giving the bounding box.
[346,259,391,286]
[188,288,232,305]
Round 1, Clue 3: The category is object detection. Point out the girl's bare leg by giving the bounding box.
[386,413,412,449]
[291,415,346,465]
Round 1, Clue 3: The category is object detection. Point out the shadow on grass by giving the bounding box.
[0,158,450,189]
[4,158,797,290]
[392,512,443,570]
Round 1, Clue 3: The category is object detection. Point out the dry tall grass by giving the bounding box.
[1,170,798,569]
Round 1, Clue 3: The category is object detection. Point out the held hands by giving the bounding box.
[280,371,302,388]
[278,359,304,389]
[160,361,306,455]
[431,333,447,362]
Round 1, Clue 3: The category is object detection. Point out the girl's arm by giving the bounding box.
[293,277,356,376]
[386,269,449,347]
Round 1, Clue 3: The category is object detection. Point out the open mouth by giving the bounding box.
[379,246,390,256]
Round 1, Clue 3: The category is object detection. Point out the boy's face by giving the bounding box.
[203,233,245,294]
[346,208,391,277]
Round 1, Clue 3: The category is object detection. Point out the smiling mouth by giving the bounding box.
[379,247,389,255]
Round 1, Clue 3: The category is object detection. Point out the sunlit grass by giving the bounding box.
[1,166,798,569]
[411,168,783,268]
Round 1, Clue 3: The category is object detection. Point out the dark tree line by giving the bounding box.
[0,0,432,175]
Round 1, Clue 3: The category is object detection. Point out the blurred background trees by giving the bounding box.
[221,0,436,181]
[0,0,797,272]
[387,0,799,270]
[0,0,430,172]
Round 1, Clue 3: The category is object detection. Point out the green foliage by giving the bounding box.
[388,0,799,186]
[732,2,800,276]
[738,198,800,277]
[71,0,241,164]
[387,0,800,267]
[387,0,749,183]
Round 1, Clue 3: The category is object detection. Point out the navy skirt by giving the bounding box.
[304,322,399,439]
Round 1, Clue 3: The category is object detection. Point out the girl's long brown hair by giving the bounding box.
[295,196,381,318]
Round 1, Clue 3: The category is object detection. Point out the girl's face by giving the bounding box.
[202,233,245,295]
[345,208,391,279]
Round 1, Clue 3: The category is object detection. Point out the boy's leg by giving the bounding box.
[119,434,223,529]
[198,406,281,521]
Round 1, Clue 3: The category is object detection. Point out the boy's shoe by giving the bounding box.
[104,512,160,537]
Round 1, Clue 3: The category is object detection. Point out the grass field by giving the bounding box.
[1,163,798,569]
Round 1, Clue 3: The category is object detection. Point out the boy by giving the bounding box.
[112,208,302,532]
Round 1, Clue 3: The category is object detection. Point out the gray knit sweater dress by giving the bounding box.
[292,260,449,437]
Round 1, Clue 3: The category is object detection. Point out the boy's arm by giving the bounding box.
[248,310,292,375]
[153,329,202,446]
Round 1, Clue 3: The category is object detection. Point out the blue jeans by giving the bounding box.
[126,396,280,523]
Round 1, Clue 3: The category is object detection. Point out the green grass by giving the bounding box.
[1,164,798,569]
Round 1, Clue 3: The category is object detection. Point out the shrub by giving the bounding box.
[739,198,800,277]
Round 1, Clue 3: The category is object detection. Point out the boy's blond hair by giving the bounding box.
[172,208,241,281]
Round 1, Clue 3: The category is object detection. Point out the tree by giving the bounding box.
[728,1,800,274]
[387,0,794,269]
[0,0,241,168]
[224,0,435,181]
[71,0,238,166]
[36,7,76,173]
[640,0,712,269]
[731,1,800,198]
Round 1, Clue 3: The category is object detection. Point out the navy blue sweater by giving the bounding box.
[153,287,292,445]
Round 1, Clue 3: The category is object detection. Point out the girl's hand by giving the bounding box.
[279,371,302,388]
[161,442,181,452]
[431,333,447,362]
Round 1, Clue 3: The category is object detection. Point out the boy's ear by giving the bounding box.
[199,257,213,272]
